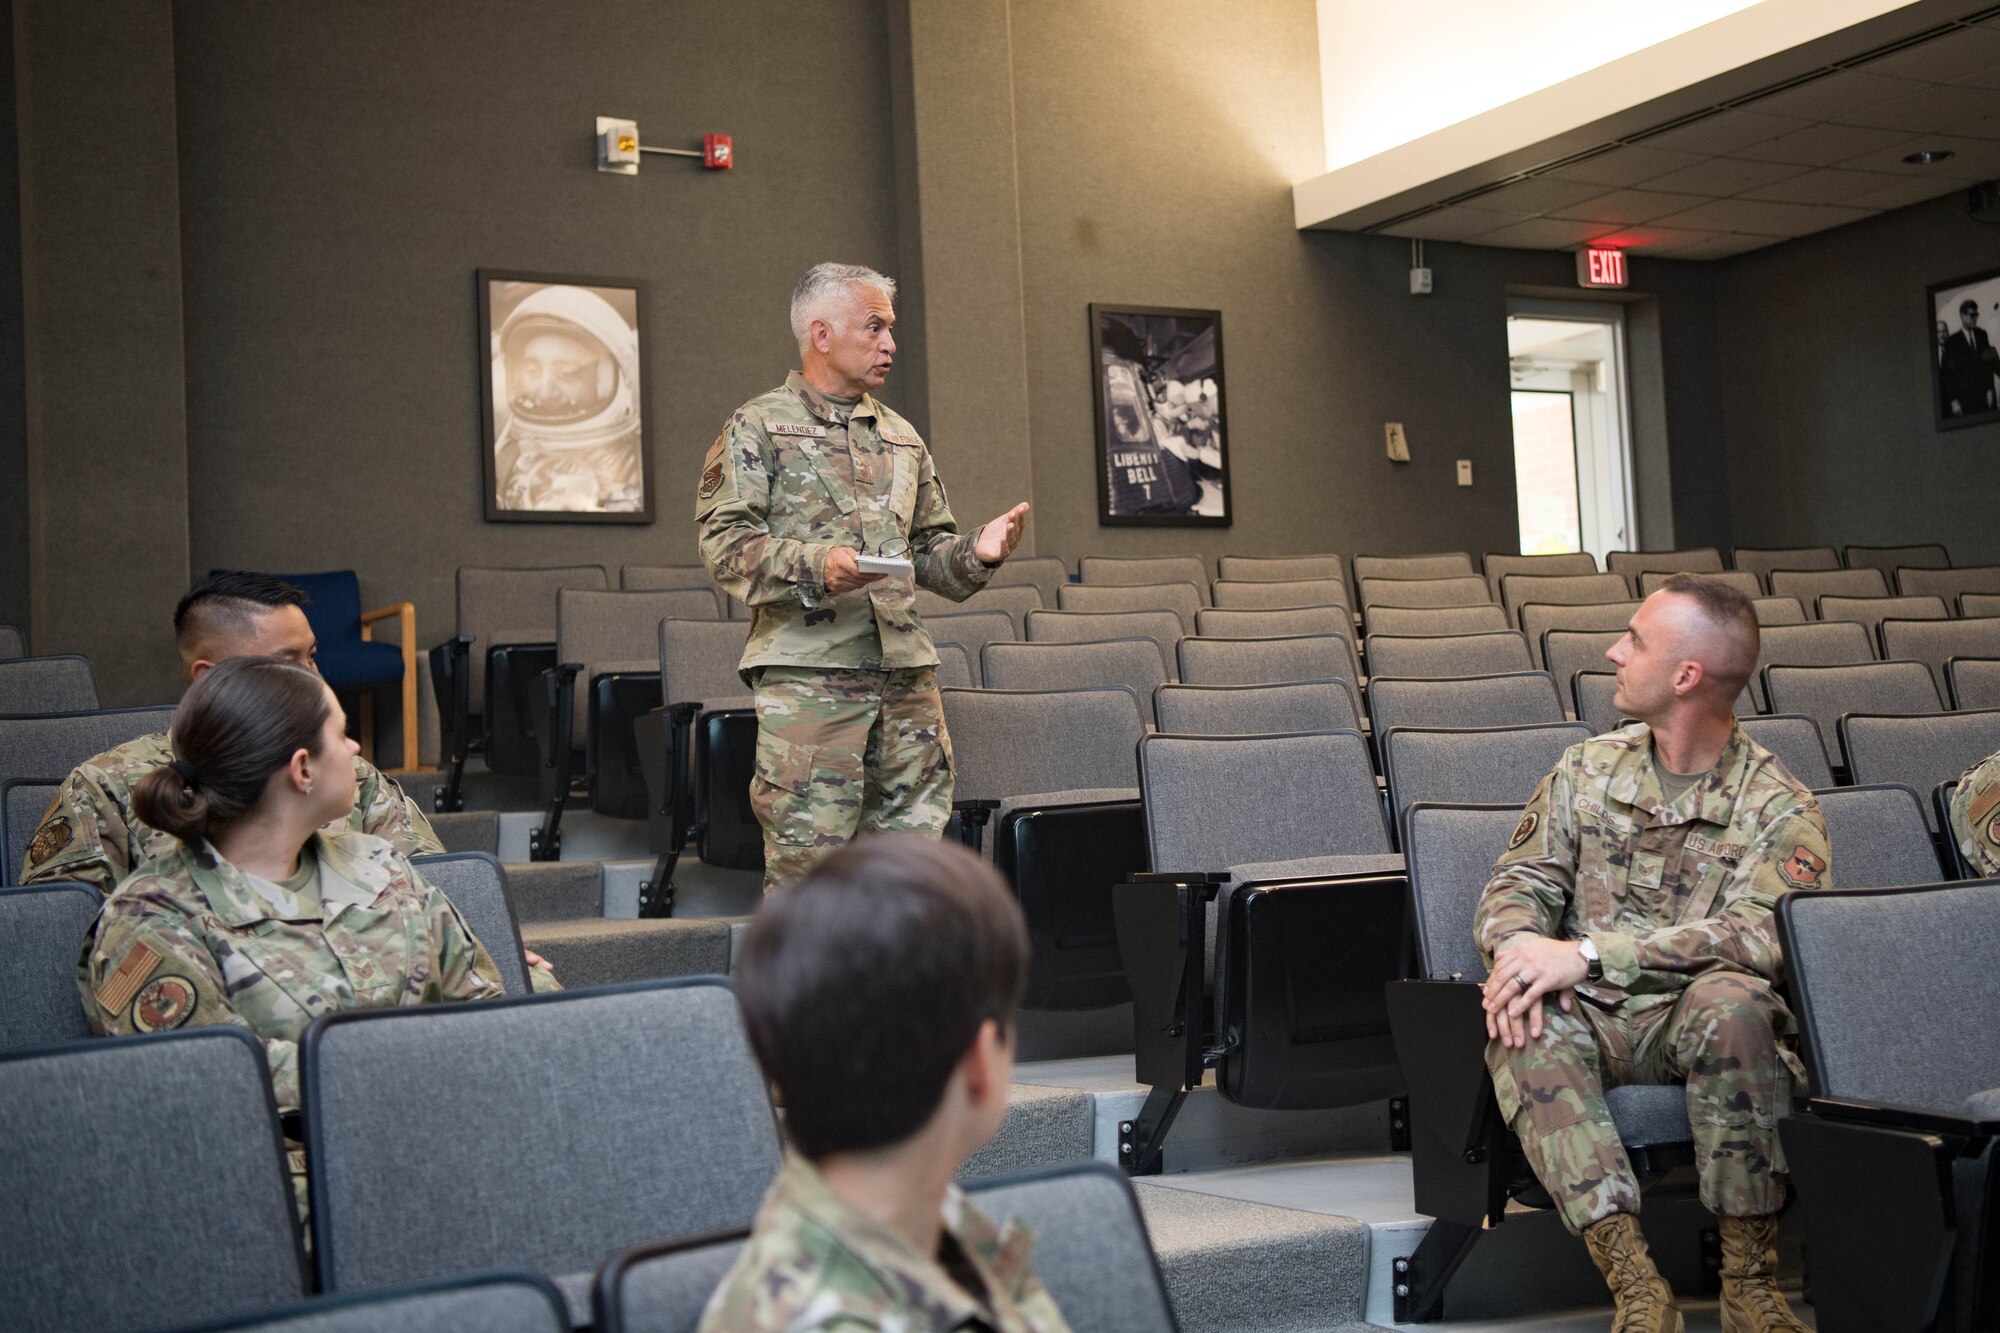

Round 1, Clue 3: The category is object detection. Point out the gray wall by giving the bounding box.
[0,0,27,638]
[1716,190,2000,566]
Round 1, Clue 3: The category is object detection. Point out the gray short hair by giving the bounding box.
[791,263,896,350]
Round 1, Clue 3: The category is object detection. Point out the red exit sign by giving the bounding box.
[1576,246,1627,289]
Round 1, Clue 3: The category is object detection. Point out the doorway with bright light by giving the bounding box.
[1505,301,1636,564]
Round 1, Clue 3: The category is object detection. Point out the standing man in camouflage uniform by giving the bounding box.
[21,572,442,893]
[1475,575,1828,1333]
[697,263,1028,891]
[1947,747,2000,875]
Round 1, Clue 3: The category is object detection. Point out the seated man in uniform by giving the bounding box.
[21,571,442,890]
[1475,574,1829,1333]
[1948,746,2000,876]
[703,835,1071,1333]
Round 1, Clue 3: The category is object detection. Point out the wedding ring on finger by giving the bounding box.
[1515,974,1532,991]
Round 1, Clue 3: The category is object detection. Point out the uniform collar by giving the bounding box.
[186,830,391,927]
[787,370,882,425]
[1606,722,1754,828]
[766,1152,1040,1326]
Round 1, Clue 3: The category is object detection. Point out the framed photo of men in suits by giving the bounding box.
[478,270,655,523]
[1089,305,1232,526]
[1928,267,2000,432]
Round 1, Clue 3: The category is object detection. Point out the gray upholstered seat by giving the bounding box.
[1381,722,1591,822]
[1819,594,1947,640]
[1844,543,1950,577]
[1882,616,2000,696]
[1967,593,2000,619]
[1078,555,1209,600]
[1739,715,1837,790]
[1024,608,1180,674]
[1484,551,1600,603]
[1840,710,2000,832]
[1638,568,1760,597]
[1608,548,1725,581]
[1898,564,2000,602]
[1733,546,1838,591]
[1364,630,1531,679]
[1153,680,1359,735]
[1769,567,1889,615]
[1217,553,1345,583]
[1949,656,2000,710]
[1752,619,1877,710]
[1500,573,1634,627]
[1363,602,1511,637]
[1357,575,1492,611]
[1368,671,1564,732]
[1518,601,1641,668]
[0,705,178,790]
[1352,552,1476,581]
[1751,596,1809,626]
[2,1028,304,1331]
[985,554,1069,608]
[304,978,781,1325]
[934,642,974,687]
[1815,784,1948,888]
[454,565,609,712]
[408,852,535,997]
[659,617,753,708]
[926,610,1015,687]
[174,1273,570,1333]
[1570,671,1625,736]
[0,882,97,1049]
[1542,630,1620,715]
[555,588,722,731]
[2,777,59,886]
[0,625,22,659]
[1209,577,1348,611]
[984,639,1168,725]
[1141,730,1389,874]
[622,564,747,619]
[1058,580,1203,634]
[942,686,1145,805]
[917,583,1043,636]
[1763,661,1944,768]
[1194,605,1349,640]
[1175,634,1359,700]
[0,656,99,715]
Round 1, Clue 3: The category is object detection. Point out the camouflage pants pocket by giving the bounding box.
[751,727,864,890]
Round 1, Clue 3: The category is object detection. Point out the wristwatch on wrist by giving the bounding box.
[1577,935,1603,983]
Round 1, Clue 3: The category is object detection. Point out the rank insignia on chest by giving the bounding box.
[769,423,827,438]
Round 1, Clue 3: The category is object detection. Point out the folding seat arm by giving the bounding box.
[426,634,474,812]
[950,798,1000,854]
[633,700,702,916]
[1112,871,1227,1176]
[531,662,585,861]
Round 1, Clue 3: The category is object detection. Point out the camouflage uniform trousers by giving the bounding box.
[1486,971,1799,1234]
[750,664,952,892]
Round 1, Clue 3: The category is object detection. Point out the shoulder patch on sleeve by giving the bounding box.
[1508,811,1539,850]
[1777,843,1828,890]
[130,974,197,1032]
[1968,781,2000,828]
[97,940,162,1014]
[25,815,72,868]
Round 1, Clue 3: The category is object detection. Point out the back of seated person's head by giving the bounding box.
[1656,572,1760,703]
[173,572,315,679]
[133,655,333,847]
[733,835,1028,1162]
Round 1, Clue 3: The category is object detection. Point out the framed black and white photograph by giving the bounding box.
[1090,304,1231,526]
[478,270,654,522]
[1928,266,2000,432]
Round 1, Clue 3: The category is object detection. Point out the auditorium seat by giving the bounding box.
[1175,634,1361,703]
[1025,608,1180,674]
[408,852,536,997]
[1362,602,1511,636]
[1815,784,1950,887]
[917,582,1043,635]
[1483,550,1599,603]
[1734,545,1839,591]
[1,777,57,884]
[1637,568,1761,597]
[174,1273,569,1333]
[1352,551,1475,581]
[985,553,1069,608]
[1751,595,1809,626]
[1751,618,1877,710]
[1840,710,2000,832]
[1368,671,1565,732]
[0,882,96,1050]
[1769,566,1889,615]
[1606,547,1724,581]
[1778,879,2000,1331]
[1193,605,1349,641]
[1541,629,1619,715]
[1518,600,1640,668]
[1498,573,1633,627]
[3,1028,305,1332]
[927,609,1016,686]
[1881,616,2000,695]
[621,563,747,620]
[1948,656,2000,710]
[0,704,178,794]
[1357,575,1491,613]
[1078,555,1209,602]
[1843,541,1950,576]
[430,564,609,811]
[1363,630,1531,679]
[1379,722,1590,825]
[1385,801,1694,1322]
[934,642,973,687]
[1572,671,1753,736]
[1217,552,1345,583]
[0,655,98,715]
[1209,577,1348,611]
[0,625,22,658]
[1057,580,1203,634]
[1763,660,1943,772]
[1898,564,2000,603]
[1738,714,1837,790]
[1818,592,1947,639]
[303,978,781,1324]
[984,640,1167,727]
[1152,680,1359,734]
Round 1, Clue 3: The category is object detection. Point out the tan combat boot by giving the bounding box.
[1582,1213,1684,1333]
[1717,1215,1809,1333]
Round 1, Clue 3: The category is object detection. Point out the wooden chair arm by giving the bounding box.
[359,601,421,773]
[359,601,416,637]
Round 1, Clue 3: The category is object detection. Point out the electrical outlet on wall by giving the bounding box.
[1456,460,1474,487]
[1385,423,1410,462]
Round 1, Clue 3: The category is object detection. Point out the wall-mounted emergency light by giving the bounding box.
[597,117,733,174]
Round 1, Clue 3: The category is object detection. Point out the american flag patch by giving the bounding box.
[98,941,161,1014]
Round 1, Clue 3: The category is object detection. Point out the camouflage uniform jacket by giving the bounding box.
[697,371,993,682]
[698,1153,1074,1332]
[1948,749,2000,877]
[1475,723,1830,1018]
[20,729,442,895]
[80,830,505,1112]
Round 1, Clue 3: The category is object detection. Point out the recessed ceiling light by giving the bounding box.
[1904,149,1956,165]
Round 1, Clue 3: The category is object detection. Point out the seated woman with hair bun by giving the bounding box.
[81,655,527,1123]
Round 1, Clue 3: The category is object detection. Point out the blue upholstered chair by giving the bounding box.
[271,570,418,772]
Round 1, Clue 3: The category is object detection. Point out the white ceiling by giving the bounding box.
[1339,7,2000,258]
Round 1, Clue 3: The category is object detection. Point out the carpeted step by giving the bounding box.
[429,810,499,855]
[521,917,730,989]
[1132,1184,1375,1333]
[960,1083,1096,1183]
[503,860,604,921]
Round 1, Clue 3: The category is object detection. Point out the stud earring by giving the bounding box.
[305,783,314,795]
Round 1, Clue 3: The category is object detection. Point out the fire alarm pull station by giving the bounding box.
[596,118,734,174]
